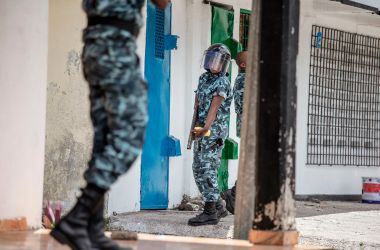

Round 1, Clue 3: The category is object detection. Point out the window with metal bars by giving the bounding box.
[155,8,165,59]
[307,25,380,166]
[239,10,250,51]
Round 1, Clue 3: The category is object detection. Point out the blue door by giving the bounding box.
[140,1,172,209]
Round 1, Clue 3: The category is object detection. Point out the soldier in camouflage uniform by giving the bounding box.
[220,51,248,215]
[188,44,232,226]
[51,1,169,250]
[233,51,247,137]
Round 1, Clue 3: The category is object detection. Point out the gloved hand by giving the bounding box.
[193,127,211,138]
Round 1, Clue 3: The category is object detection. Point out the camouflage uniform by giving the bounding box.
[82,0,148,189]
[193,72,232,202]
[233,72,246,137]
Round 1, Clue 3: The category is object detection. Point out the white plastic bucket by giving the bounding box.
[362,177,380,204]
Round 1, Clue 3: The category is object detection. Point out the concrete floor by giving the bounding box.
[0,230,329,250]
[109,201,380,250]
[1,201,377,250]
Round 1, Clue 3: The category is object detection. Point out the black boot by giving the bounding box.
[188,202,219,226]
[216,199,228,219]
[220,184,236,214]
[50,184,106,250]
[88,197,131,250]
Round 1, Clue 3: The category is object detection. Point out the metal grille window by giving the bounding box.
[155,8,165,59]
[307,25,380,166]
[239,10,250,51]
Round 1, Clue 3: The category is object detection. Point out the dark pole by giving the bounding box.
[234,0,300,245]
[233,0,261,240]
[251,0,299,244]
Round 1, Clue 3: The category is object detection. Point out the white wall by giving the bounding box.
[296,0,380,195]
[0,0,48,228]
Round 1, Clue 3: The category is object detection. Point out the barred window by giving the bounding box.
[239,9,251,51]
[307,25,380,166]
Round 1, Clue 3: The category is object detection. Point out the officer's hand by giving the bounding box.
[152,0,170,9]
[193,127,209,138]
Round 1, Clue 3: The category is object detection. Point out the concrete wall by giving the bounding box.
[43,0,91,210]
[296,0,380,195]
[0,0,49,228]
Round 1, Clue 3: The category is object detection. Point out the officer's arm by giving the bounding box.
[204,96,224,129]
[193,96,224,138]
[151,0,170,9]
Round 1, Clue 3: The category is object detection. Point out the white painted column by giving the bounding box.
[0,0,49,229]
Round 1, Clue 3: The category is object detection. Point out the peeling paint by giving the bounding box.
[254,125,296,230]
[264,201,276,220]
[66,50,81,76]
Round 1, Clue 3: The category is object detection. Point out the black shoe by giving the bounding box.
[50,184,106,250]
[88,197,131,250]
[216,199,228,219]
[188,202,219,226]
[220,189,235,215]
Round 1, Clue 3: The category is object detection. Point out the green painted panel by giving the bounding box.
[240,8,252,15]
[221,138,239,160]
[211,6,235,192]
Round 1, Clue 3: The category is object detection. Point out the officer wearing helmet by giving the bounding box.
[188,44,232,226]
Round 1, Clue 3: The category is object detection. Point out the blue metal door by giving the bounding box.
[140,1,171,209]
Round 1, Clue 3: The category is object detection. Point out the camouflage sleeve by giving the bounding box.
[213,77,230,99]
[195,74,203,94]
[233,76,244,115]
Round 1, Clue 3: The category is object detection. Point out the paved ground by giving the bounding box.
[296,200,380,217]
[109,201,380,250]
[298,211,380,249]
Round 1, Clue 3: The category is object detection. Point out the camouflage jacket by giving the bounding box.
[83,0,145,27]
[233,72,246,116]
[195,72,232,140]
[233,72,246,137]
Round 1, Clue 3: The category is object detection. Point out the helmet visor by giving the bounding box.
[202,51,230,74]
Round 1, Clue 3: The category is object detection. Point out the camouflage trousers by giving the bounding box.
[192,137,224,202]
[236,114,242,138]
[82,24,148,190]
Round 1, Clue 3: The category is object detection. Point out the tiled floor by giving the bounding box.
[0,230,329,250]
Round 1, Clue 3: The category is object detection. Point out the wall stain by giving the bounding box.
[43,131,91,212]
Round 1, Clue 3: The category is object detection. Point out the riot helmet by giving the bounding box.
[202,43,231,75]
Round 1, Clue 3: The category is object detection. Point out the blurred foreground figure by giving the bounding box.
[50,1,169,250]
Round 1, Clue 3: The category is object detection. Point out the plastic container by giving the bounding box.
[362,177,380,204]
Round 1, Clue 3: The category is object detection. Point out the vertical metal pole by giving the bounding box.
[234,0,300,245]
